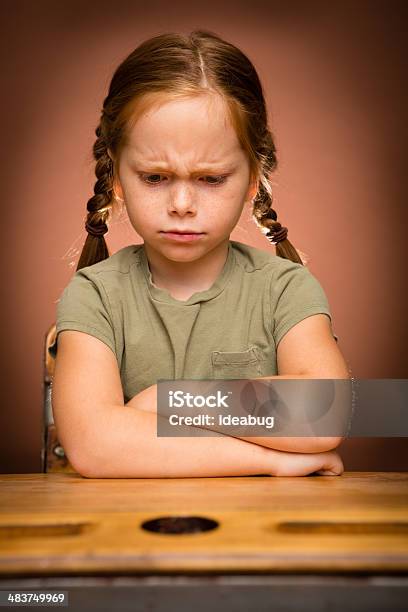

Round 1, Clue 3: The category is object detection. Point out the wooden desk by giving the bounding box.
[0,472,407,611]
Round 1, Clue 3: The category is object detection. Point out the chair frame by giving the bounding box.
[43,324,76,473]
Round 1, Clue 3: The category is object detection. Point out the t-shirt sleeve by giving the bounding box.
[48,270,116,359]
[271,263,338,348]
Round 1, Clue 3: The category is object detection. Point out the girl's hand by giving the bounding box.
[268,448,344,477]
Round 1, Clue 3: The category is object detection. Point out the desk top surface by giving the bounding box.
[1,472,407,575]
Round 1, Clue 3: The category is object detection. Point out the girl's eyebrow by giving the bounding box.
[129,158,237,174]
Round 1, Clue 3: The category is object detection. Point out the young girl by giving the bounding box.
[49,30,349,478]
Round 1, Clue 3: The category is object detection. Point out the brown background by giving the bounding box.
[1,0,407,473]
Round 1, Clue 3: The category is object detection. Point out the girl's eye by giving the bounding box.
[201,175,228,186]
[138,173,229,186]
[141,174,165,185]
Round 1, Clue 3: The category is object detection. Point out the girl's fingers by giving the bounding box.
[273,449,344,477]
[315,450,344,476]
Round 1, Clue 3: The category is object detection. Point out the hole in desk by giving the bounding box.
[141,515,219,534]
[276,521,408,535]
[0,522,96,538]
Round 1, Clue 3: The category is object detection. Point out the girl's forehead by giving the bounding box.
[129,94,234,136]
[124,95,243,161]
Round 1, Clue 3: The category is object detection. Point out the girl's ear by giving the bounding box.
[246,177,259,202]
[108,149,125,201]
[113,178,125,202]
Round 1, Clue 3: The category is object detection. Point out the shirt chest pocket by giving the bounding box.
[211,346,263,380]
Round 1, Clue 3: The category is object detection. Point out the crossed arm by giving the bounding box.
[126,315,351,454]
[125,376,343,454]
[54,314,350,477]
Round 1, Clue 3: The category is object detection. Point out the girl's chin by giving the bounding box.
[154,244,210,263]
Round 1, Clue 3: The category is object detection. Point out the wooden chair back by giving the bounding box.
[43,324,76,473]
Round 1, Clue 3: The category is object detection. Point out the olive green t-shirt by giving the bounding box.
[48,240,336,402]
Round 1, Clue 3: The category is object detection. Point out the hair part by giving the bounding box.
[76,29,303,272]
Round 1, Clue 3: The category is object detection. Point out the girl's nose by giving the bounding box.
[168,183,197,215]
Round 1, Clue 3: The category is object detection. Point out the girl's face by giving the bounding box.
[114,93,257,263]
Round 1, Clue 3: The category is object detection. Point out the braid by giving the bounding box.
[76,123,113,271]
[252,130,303,265]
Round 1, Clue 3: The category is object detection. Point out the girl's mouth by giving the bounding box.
[160,231,205,242]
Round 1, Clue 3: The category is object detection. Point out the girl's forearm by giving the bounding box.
[126,382,343,454]
[76,403,281,478]
[73,386,343,478]
[253,375,346,451]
